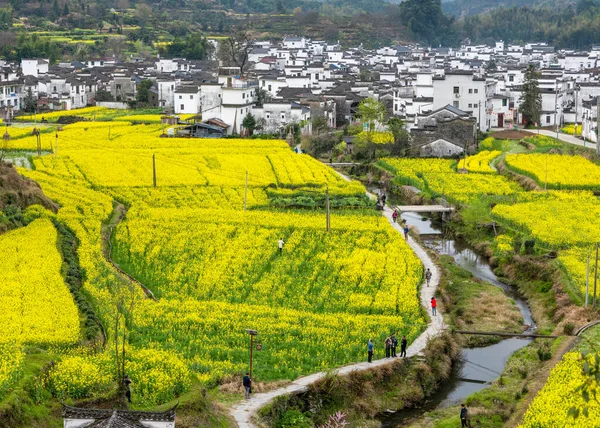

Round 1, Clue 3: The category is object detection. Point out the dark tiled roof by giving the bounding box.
[62,404,177,424]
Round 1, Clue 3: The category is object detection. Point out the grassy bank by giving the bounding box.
[436,255,523,347]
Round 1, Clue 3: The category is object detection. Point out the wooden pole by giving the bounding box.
[326,184,330,232]
[152,154,157,188]
[249,334,254,378]
[594,243,599,307]
[596,99,600,155]
[585,252,590,307]
[244,171,248,212]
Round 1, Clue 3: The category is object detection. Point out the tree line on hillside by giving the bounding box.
[3,0,600,63]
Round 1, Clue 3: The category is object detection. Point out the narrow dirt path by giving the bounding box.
[230,191,444,427]
[101,202,158,301]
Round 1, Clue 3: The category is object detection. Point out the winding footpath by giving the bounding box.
[230,202,444,427]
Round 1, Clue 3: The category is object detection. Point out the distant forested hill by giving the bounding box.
[441,0,576,16]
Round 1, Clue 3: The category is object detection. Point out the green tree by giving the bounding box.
[358,98,386,132]
[52,0,60,17]
[519,64,542,127]
[62,2,69,15]
[399,0,455,45]
[136,79,153,103]
[94,89,114,102]
[242,112,256,136]
[166,33,213,60]
[256,88,271,107]
[388,117,411,156]
[22,88,36,113]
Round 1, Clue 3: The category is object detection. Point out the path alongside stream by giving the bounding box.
[230,203,444,427]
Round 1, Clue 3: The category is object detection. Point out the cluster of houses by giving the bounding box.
[3,37,600,148]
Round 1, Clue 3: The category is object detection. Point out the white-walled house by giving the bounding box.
[156,79,177,108]
[432,71,488,131]
[21,59,49,77]
[259,75,288,97]
[0,67,24,113]
[252,100,311,134]
[283,36,307,49]
[174,86,201,114]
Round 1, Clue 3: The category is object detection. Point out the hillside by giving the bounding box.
[442,0,577,16]
[0,161,58,233]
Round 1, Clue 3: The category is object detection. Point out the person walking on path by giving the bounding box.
[391,334,398,357]
[400,335,407,357]
[367,339,374,363]
[384,336,392,358]
[403,224,409,240]
[381,193,387,205]
[425,268,432,287]
[243,372,252,399]
[392,210,398,223]
[278,238,284,255]
[123,374,133,404]
[460,403,468,427]
[431,297,437,316]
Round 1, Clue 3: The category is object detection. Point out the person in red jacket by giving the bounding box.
[431,297,437,316]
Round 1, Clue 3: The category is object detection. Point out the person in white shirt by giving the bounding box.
[278,238,284,255]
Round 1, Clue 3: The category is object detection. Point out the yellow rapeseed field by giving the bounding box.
[9,123,427,404]
[505,153,600,191]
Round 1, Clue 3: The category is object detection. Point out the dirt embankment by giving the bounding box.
[0,162,57,211]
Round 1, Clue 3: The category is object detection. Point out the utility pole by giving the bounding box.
[243,171,248,212]
[478,103,481,132]
[594,243,599,308]
[152,154,157,188]
[245,329,257,378]
[596,98,600,155]
[575,85,578,137]
[544,154,548,193]
[555,80,560,140]
[326,184,330,232]
[585,252,590,307]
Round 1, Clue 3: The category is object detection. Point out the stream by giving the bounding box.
[380,211,536,427]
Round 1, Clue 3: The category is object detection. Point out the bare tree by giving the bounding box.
[217,27,252,77]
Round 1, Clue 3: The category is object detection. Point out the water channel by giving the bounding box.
[380,211,535,427]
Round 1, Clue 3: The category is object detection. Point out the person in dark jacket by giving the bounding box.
[384,336,392,358]
[425,268,432,287]
[460,403,468,427]
[367,339,374,363]
[243,372,252,399]
[400,335,407,357]
[391,334,398,357]
[124,374,133,403]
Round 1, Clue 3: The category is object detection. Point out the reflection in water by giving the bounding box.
[381,213,535,427]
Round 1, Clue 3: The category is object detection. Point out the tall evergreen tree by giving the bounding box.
[519,64,542,127]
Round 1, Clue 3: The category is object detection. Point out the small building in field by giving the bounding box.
[178,122,225,138]
[62,404,177,428]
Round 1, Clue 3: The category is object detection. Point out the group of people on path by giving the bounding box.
[367,334,408,362]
